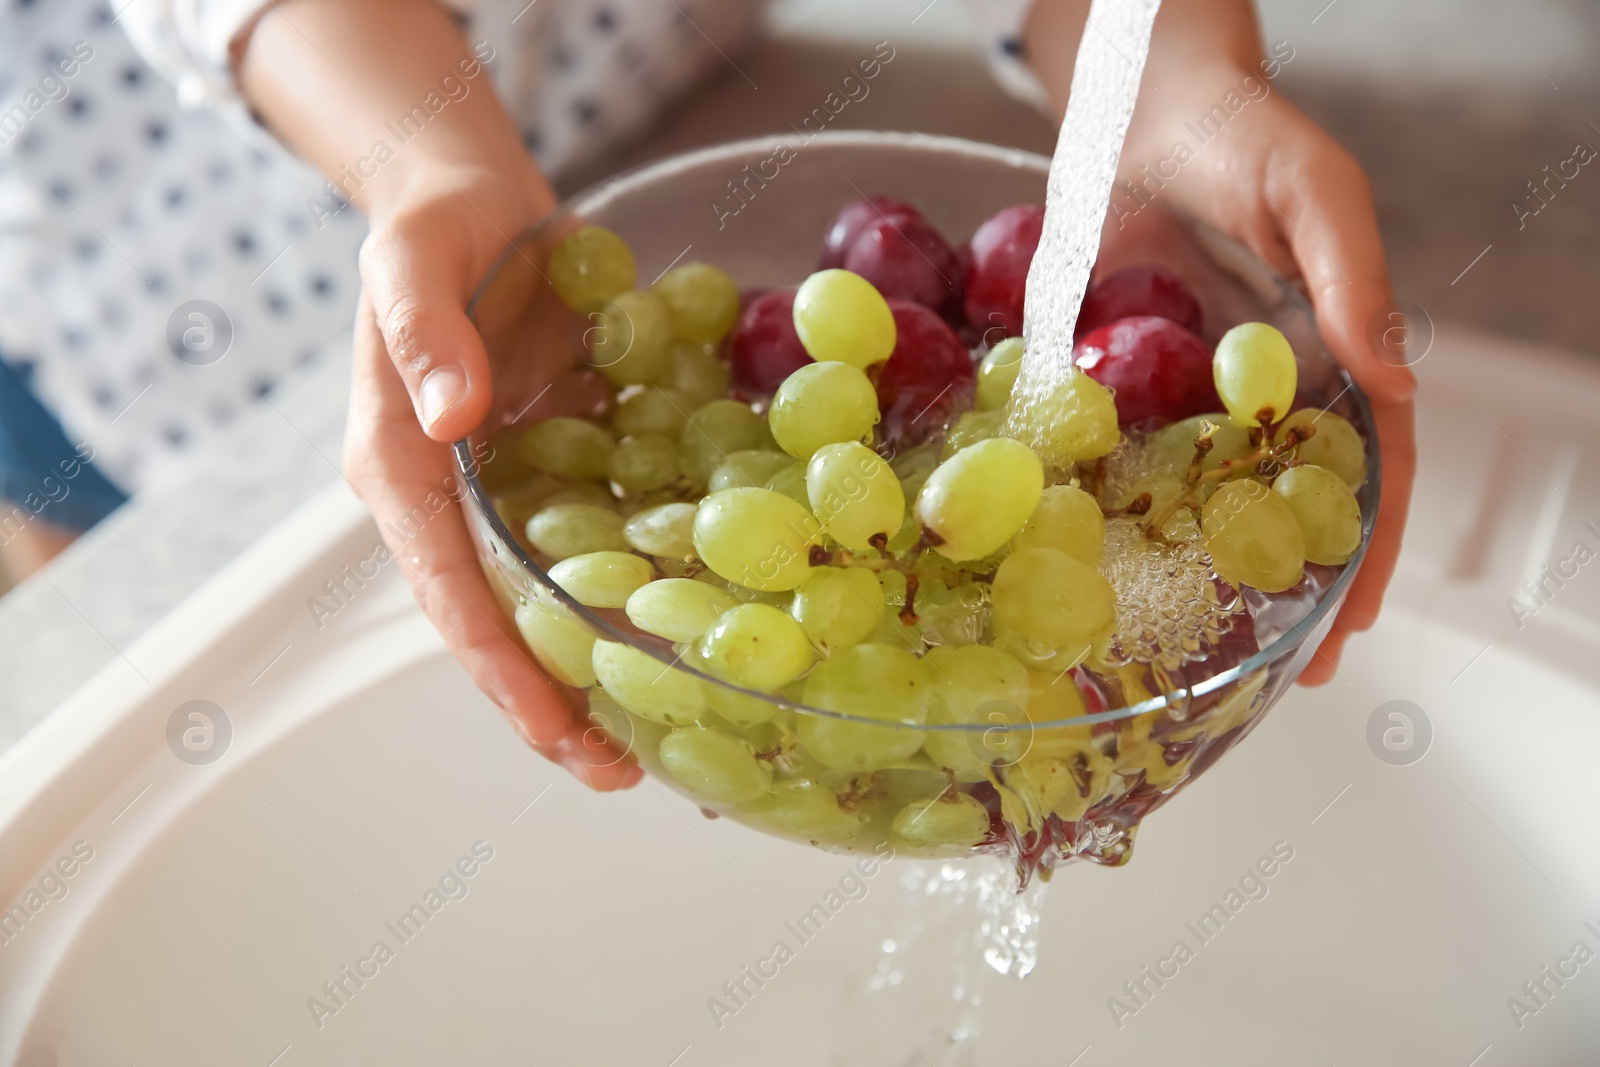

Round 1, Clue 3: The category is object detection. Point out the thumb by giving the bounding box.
[358,220,495,442]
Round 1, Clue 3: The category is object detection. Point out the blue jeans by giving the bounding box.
[0,357,126,533]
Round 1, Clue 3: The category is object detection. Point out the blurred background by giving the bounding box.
[0,0,1596,741]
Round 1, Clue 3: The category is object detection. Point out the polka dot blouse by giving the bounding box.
[0,0,1033,492]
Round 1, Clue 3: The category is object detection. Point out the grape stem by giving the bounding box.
[1104,492,1152,519]
[836,773,877,812]
[754,739,794,764]
[830,547,986,589]
[900,574,920,624]
[1140,420,1316,538]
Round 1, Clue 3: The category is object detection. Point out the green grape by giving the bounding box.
[513,591,597,687]
[1145,413,1254,478]
[991,546,1117,661]
[538,484,618,510]
[748,778,866,842]
[612,386,691,439]
[914,437,1043,561]
[890,793,990,850]
[763,460,811,507]
[709,450,795,492]
[940,409,1006,459]
[550,225,636,310]
[1115,471,1185,515]
[693,571,792,610]
[797,644,930,772]
[678,399,772,481]
[516,417,614,481]
[526,503,627,560]
[891,441,941,481]
[807,442,904,551]
[886,511,921,555]
[697,603,816,691]
[913,579,986,645]
[658,726,772,805]
[625,578,738,642]
[1116,472,1196,538]
[1274,409,1367,490]
[922,644,1031,780]
[1271,464,1361,566]
[622,502,696,559]
[606,434,681,491]
[877,768,951,804]
[975,337,1025,411]
[1213,322,1298,427]
[1007,752,1100,822]
[1010,484,1106,565]
[591,639,706,725]
[877,568,907,609]
[792,269,896,369]
[692,487,819,591]
[790,566,884,653]
[1009,368,1120,466]
[1201,479,1306,591]
[702,677,780,726]
[664,341,731,407]
[768,361,881,459]
[547,551,653,608]
[870,614,923,651]
[925,644,1030,718]
[1019,670,1094,765]
[590,290,673,386]
[652,261,741,343]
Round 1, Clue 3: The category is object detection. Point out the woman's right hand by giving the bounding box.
[239,0,638,789]
[344,166,640,791]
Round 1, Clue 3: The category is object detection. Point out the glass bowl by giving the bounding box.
[452,131,1379,878]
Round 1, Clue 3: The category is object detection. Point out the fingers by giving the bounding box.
[1272,129,1417,406]
[358,218,495,442]
[1293,394,1414,687]
[346,294,638,790]
[1341,396,1415,632]
[534,722,645,792]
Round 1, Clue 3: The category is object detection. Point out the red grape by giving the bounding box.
[874,299,975,447]
[1073,316,1219,431]
[1075,265,1203,340]
[818,196,923,270]
[843,215,961,316]
[960,203,1044,342]
[728,289,811,397]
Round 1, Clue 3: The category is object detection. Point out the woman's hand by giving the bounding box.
[240,0,639,786]
[1122,67,1417,686]
[1026,1,1417,684]
[346,169,640,789]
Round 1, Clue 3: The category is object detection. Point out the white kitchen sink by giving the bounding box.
[1,325,1597,1066]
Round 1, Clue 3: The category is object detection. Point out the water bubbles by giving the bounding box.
[1099,518,1242,672]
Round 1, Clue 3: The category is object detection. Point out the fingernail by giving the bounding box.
[419,366,466,431]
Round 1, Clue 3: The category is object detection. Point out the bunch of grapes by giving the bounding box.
[486,200,1368,872]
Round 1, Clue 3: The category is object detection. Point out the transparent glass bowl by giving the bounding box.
[453,132,1379,877]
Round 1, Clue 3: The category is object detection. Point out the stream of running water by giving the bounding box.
[832,2,1164,1058]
